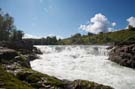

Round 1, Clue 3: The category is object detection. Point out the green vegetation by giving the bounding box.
[16,68,66,88]
[60,26,135,45]
[24,36,59,45]
[0,9,24,41]
[0,65,32,89]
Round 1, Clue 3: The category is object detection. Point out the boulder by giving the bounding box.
[0,47,17,59]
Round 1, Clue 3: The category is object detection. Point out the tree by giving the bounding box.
[51,36,57,44]
[72,33,81,38]
[43,36,58,45]
[99,32,104,34]
[10,29,24,41]
[0,9,24,41]
[0,9,14,41]
[88,32,94,36]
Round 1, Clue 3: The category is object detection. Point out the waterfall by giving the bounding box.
[37,45,109,56]
[31,45,135,89]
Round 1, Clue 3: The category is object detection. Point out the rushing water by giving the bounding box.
[30,45,135,89]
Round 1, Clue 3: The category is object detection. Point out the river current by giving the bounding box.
[30,45,135,89]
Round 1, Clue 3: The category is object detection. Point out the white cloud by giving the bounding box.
[127,16,135,27]
[23,33,41,39]
[79,13,115,34]
[112,22,116,27]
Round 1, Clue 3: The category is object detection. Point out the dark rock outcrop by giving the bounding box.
[0,41,34,54]
[33,47,42,54]
[0,47,17,60]
[0,47,31,68]
[108,42,135,68]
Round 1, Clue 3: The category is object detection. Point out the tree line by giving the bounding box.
[24,36,60,45]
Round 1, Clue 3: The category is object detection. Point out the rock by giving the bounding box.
[106,46,113,50]
[16,69,113,89]
[4,62,23,75]
[68,80,113,89]
[0,47,17,60]
[0,81,5,86]
[33,47,42,54]
[27,54,39,61]
[108,42,135,68]
[0,41,34,54]
[16,55,31,68]
[0,65,32,89]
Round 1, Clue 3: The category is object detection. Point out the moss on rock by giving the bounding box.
[16,68,66,89]
[0,65,32,89]
[70,80,113,89]
[16,68,113,89]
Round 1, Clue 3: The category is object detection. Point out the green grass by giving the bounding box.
[0,65,33,89]
[61,28,135,45]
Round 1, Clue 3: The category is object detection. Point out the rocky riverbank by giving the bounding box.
[108,42,135,69]
[0,45,113,89]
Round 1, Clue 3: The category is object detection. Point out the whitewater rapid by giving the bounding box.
[30,45,135,89]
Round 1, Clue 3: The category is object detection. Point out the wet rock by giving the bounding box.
[67,80,113,89]
[33,47,42,54]
[108,42,135,68]
[27,54,39,61]
[106,46,113,50]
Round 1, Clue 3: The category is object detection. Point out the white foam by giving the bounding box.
[30,45,135,89]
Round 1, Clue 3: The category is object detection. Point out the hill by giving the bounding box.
[60,27,135,45]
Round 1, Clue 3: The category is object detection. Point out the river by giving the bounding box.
[30,45,135,89]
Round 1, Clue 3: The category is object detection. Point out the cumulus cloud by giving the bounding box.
[127,16,135,27]
[79,13,115,34]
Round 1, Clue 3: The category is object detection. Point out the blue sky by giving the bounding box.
[0,0,135,38]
